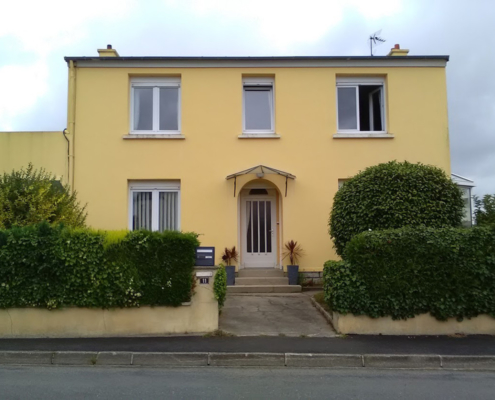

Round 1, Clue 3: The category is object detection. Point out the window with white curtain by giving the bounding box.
[336,77,386,133]
[131,78,181,134]
[243,77,274,133]
[129,181,180,231]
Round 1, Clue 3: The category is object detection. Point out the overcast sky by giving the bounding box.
[1,0,494,196]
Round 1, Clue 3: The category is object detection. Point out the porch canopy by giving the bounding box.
[226,165,296,197]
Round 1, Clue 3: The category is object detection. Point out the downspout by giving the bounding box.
[66,60,77,189]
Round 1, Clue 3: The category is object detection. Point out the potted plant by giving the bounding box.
[221,246,238,286]
[283,240,304,285]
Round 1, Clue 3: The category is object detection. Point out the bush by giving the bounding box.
[0,164,86,229]
[329,161,464,256]
[111,230,199,306]
[0,223,199,309]
[214,266,227,309]
[474,194,495,226]
[324,226,495,321]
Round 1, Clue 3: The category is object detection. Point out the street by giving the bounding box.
[0,366,493,399]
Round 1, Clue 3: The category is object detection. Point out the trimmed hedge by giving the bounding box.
[329,161,464,256]
[324,226,495,321]
[0,223,199,309]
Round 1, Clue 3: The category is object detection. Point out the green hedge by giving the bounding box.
[324,226,495,321]
[214,266,227,309]
[329,161,464,256]
[0,223,199,309]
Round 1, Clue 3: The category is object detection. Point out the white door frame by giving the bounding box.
[240,195,277,268]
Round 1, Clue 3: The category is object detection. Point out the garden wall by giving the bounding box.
[0,266,218,338]
[332,312,495,335]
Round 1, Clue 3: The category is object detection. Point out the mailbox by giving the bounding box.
[195,247,215,266]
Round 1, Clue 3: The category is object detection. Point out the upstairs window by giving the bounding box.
[336,77,385,133]
[131,78,181,134]
[243,78,274,133]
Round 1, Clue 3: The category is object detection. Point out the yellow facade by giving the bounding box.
[1,53,451,271]
[0,131,66,180]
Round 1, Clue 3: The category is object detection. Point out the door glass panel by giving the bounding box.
[159,87,179,131]
[246,201,252,253]
[266,201,272,252]
[159,192,178,231]
[253,201,259,253]
[133,88,153,131]
[132,191,152,230]
[259,201,266,253]
[337,87,357,130]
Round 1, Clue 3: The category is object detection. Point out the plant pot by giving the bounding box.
[287,265,299,285]
[225,265,236,286]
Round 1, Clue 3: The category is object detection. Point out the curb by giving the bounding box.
[1,351,494,370]
[310,296,336,331]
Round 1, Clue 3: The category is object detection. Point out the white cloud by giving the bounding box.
[0,0,137,54]
[0,61,49,131]
[179,0,402,48]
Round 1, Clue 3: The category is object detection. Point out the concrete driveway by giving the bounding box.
[219,293,336,337]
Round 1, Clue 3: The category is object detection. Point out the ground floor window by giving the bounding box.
[128,181,180,231]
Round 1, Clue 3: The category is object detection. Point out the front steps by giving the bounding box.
[227,268,302,294]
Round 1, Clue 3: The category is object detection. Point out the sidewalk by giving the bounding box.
[1,335,495,369]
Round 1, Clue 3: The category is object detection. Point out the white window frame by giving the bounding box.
[336,77,386,134]
[242,77,275,134]
[128,181,181,231]
[130,77,181,135]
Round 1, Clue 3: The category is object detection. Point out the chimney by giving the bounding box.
[97,44,120,57]
[387,44,409,56]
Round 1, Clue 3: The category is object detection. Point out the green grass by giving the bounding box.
[313,291,332,313]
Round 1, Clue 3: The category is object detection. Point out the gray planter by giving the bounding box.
[287,265,299,285]
[225,266,236,286]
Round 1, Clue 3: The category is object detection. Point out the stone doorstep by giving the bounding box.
[0,351,494,370]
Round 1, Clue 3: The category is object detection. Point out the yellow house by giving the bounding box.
[0,44,452,287]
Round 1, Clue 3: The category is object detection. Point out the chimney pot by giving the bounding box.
[107,44,112,49]
[394,44,400,49]
[387,44,409,56]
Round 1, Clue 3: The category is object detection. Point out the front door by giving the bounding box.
[241,197,277,268]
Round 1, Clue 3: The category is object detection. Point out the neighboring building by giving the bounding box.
[451,173,475,227]
[1,44,456,272]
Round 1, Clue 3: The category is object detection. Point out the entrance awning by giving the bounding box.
[226,165,296,197]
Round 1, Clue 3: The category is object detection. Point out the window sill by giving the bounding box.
[238,134,281,139]
[123,134,186,140]
[333,133,394,139]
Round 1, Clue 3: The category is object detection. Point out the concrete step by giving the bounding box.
[235,277,289,286]
[238,268,285,278]
[227,285,302,294]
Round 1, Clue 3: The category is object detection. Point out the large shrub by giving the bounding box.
[0,164,86,229]
[0,224,199,309]
[329,161,464,256]
[324,226,495,321]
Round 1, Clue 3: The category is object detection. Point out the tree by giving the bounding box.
[474,194,495,226]
[329,161,464,256]
[0,164,86,229]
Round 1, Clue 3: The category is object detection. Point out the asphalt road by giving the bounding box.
[0,366,494,399]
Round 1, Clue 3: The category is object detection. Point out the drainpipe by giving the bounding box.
[66,60,77,189]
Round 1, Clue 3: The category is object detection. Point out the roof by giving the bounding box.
[64,55,449,68]
[451,173,475,187]
[65,55,449,62]
[226,165,296,180]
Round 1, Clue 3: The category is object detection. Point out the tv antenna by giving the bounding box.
[369,30,386,56]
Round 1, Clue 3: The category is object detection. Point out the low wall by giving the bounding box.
[332,312,495,335]
[0,267,219,338]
